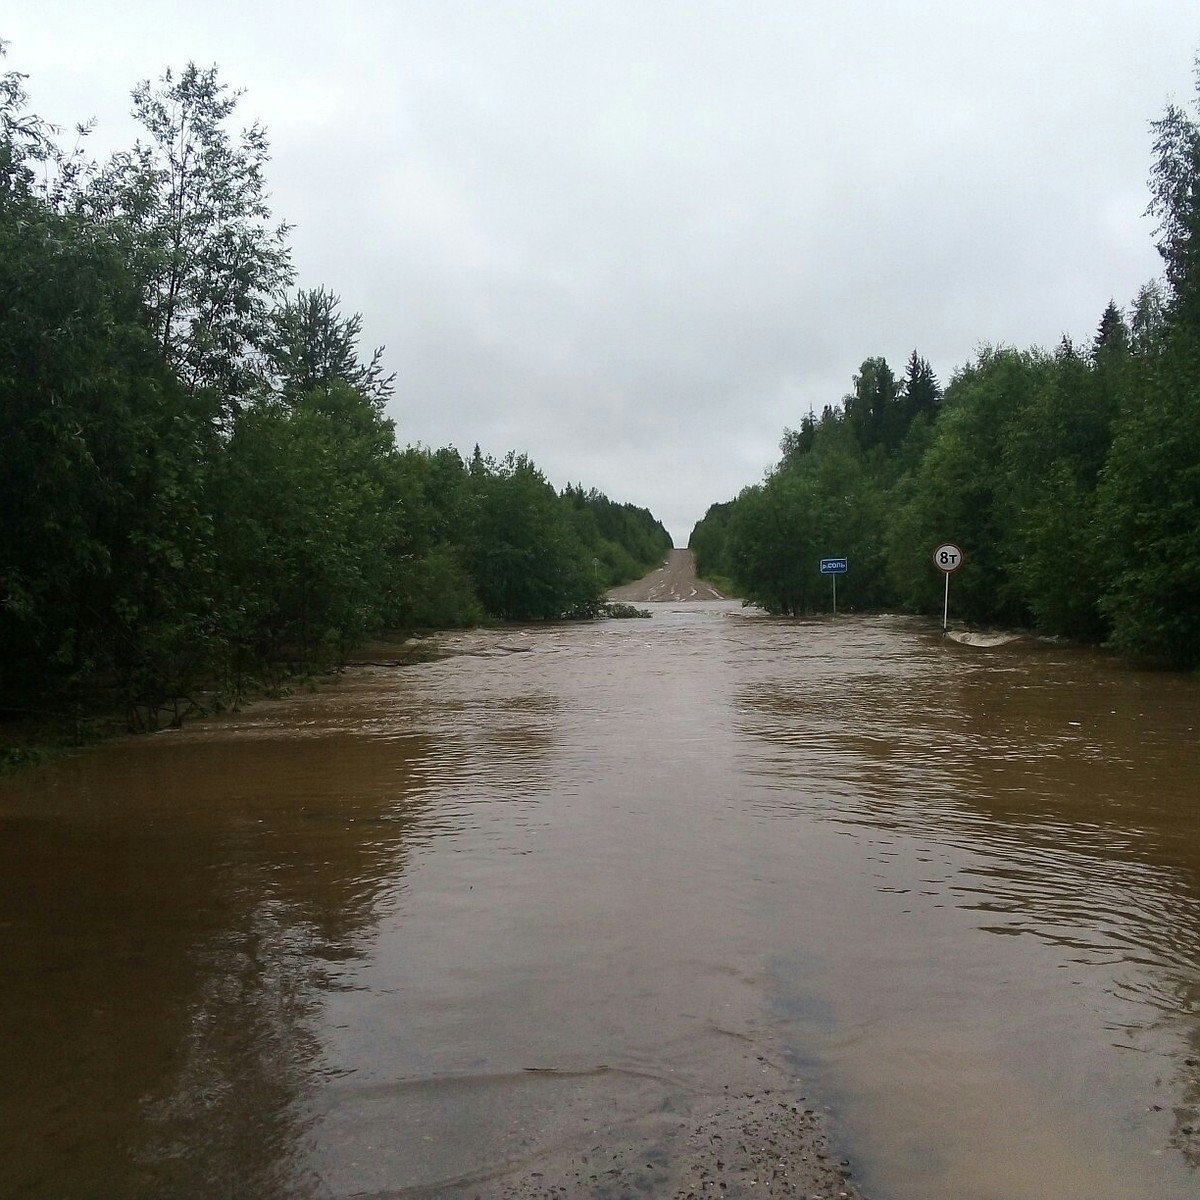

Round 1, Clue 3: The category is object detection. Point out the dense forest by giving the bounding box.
[0,52,671,731]
[690,63,1200,670]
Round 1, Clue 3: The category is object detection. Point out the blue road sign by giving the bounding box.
[819,558,848,574]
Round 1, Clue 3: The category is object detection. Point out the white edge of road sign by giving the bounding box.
[933,543,965,573]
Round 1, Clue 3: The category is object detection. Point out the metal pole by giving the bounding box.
[943,571,950,631]
[832,573,837,616]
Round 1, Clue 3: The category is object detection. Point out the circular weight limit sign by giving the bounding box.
[933,543,965,573]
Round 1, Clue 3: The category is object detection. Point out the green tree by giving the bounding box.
[899,350,941,429]
[384,447,482,630]
[1002,344,1117,641]
[560,484,672,586]
[213,381,401,677]
[885,347,1046,624]
[1,42,60,195]
[268,287,395,406]
[86,63,293,421]
[1148,55,1200,330]
[1094,299,1131,356]
[1130,280,1170,354]
[1090,62,1200,665]
[845,356,902,453]
[464,455,598,620]
[0,191,215,718]
[725,481,804,614]
[718,416,888,616]
[1097,338,1200,666]
[689,500,736,583]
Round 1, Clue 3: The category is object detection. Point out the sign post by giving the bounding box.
[932,543,964,630]
[819,557,848,614]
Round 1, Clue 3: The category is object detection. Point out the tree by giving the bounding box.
[212,382,401,675]
[1096,337,1200,666]
[1,42,55,199]
[2,47,217,720]
[86,63,293,421]
[725,481,804,614]
[1093,299,1131,357]
[899,350,941,428]
[689,500,736,582]
[0,175,215,717]
[714,411,889,616]
[1003,348,1115,641]
[885,348,1046,625]
[559,484,673,586]
[1148,55,1200,329]
[1129,280,1170,354]
[464,455,598,620]
[779,412,818,466]
[1090,58,1200,664]
[844,356,901,452]
[383,446,483,629]
[268,287,395,406]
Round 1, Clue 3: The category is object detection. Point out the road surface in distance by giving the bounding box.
[607,548,725,602]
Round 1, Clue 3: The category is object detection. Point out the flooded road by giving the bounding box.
[3,602,1200,1198]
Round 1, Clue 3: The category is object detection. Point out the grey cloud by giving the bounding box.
[5,0,1196,541]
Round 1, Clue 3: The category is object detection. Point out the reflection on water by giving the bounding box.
[733,617,1200,1195]
[0,709,434,1198]
[2,610,1200,1198]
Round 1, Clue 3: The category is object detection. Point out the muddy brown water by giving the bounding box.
[3,605,1200,1199]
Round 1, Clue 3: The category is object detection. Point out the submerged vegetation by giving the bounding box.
[600,602,653,619]
[0,50,671,734]
[691,62,1200,670]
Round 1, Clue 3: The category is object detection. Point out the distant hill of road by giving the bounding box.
[606,549,726,602]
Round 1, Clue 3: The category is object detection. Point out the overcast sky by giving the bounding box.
[4,3,1197,543]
